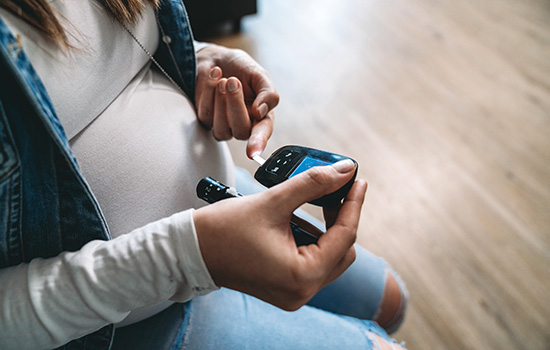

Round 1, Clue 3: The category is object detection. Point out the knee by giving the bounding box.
[367,333,407,350]
[373,271,409,333]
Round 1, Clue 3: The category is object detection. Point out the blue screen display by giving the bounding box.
[289,156,331,178]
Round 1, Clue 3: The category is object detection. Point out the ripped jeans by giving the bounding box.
[112,168,408,349]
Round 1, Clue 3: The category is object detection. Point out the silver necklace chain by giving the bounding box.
[111,12,187,96]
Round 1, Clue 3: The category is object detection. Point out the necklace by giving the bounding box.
[110,9,188,96]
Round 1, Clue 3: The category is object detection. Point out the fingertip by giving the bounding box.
[331,159,355,174]
[355,179,368,197]
[227,77,241,93]
[217,78,227,94]
[209,66,222,80]
[247,115,274,159]
[246,137,265,159]
[252,89,280,120]
[258,103,269,118]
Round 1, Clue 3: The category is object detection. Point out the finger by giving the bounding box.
[250,73,280,119]
[226,77,252,140]
[322,205,341,229]
[197,66,222,128]
[267,159,357,215]
[322,245,357,286]
[313,180,367,271]
[246,110,274,158]
[212,79,232,140]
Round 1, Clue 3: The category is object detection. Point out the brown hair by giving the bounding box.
[0,0,159,47]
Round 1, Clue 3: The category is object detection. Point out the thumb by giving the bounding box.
[266,159,356,215]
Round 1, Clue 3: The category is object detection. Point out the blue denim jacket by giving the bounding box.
[0,1,196,348]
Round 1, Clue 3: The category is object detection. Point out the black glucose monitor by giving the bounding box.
[196,146,358,245]
[254,145,358,207]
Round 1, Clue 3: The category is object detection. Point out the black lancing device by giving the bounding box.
[196,177,320,246]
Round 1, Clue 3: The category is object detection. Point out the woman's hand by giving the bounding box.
[195,45,280,158]
[192,160,367,311]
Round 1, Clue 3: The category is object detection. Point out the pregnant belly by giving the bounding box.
[69,66,234,326]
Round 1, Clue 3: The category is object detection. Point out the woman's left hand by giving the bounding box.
[195,44,280,158]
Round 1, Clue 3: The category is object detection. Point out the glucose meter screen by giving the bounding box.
[289,156,331,178]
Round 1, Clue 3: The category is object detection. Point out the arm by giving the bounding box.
[0,210,216,350]
[0,162,366,349]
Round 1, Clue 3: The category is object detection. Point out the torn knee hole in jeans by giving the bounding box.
[373,269,409,333]
[365,332,406,350]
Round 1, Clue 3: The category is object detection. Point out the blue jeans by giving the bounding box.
[112,168,407,349]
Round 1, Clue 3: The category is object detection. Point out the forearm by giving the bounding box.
[0,209,217,350]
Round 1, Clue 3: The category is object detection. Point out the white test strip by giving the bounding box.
[252,154,266,166]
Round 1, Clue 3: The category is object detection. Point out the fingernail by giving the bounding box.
[210,67,221,79]
[218,79,227,93]
[332,159,354,173]
[258,103,269,118]
[249,147,263,160]
[227,78,239,92]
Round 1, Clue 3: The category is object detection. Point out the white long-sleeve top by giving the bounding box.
[0,1,232,349]
[0,210,218,349]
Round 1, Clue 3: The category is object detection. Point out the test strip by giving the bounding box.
[253,154,266,166]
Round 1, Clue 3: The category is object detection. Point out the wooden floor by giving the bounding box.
[198,0,550,349]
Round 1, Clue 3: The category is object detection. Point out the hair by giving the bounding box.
[0,0,160,48]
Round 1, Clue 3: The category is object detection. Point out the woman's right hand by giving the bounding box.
[192,160,367,311]
[195,45,279,159]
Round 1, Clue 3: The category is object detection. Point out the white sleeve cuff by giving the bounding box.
[169,209,219,300]
[193,40,212,53]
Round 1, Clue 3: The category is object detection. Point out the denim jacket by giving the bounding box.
[0,1,196,348]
